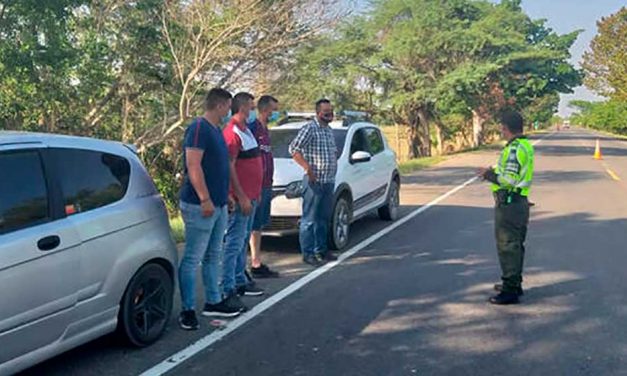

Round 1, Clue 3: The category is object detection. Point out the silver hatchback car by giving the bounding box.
[0,132,177,374]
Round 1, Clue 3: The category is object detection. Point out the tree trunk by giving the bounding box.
[417,107,431,157]
[406,123,421,159]
[122,96,132,143]
[433,120,444,156]
[471,110,485,148]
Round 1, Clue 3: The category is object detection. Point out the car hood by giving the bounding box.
[273,158,305,187]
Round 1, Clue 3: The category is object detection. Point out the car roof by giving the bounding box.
[0,131,134,156]
[271,121,376,131]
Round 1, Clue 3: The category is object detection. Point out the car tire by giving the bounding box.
[329,195,352,251]
[118,263,173,347]
[378,178,400,221]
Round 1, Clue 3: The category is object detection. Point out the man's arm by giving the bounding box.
[480,146,527,188]
[228,156,252,215]
[224,128,253,216]
[186,148,215,217]
[289,125,315,182]
[292,151,315,183]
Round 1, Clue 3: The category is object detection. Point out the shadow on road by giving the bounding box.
[314,206,627,375]
[534,170,607,184]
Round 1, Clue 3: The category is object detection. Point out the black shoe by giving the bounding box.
[251,264,280,279]
[237,283,265,297]
[489,292,520,305]
[202,301,242,318]
[178,310,199,330]
[319,252,338,261]
[303,254,325,267]
[494,284,524,296]
[225,293,248,312]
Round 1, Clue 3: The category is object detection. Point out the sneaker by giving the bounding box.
[303,254,325,267]
[178,310,199,330]
[225,293,248,312]
[489,292,520,305]
[319,252,338,262]
[202,301,242,318]
[237,282,265,297]
[251,264,280,279]
[493,284,524,296]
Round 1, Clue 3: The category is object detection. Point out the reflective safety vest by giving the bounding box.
[491,136,534,197]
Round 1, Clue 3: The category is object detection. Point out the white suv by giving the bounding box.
[266,115,400,250]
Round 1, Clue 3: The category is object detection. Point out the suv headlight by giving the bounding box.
[285,180,304,199]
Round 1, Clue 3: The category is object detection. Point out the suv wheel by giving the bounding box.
[118,263,173,347]
[378,178,400,221]
[330,195,352,250]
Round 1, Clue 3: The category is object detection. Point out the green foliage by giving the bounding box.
[274,0,581,157]
[570,100,627,135]
[582,7,627,100]
[0,0,589,210]
[169,216,185,244]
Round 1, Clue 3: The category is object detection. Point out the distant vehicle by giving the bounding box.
[0,132,177,374]
[563,120,571,129]
[266,113,400,250]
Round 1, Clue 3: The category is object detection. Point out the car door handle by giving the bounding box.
[38,235,61,251]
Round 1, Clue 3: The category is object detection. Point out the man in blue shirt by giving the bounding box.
[178,88,242,331]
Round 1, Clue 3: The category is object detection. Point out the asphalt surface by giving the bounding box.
[19,129,627,376]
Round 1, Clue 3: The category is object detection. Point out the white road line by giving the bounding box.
[140,132,554,376]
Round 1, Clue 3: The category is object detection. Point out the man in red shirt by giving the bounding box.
[248,95,281,278]
[222,92,264,312]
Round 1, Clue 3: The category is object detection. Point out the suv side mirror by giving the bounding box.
[350,151,372,164]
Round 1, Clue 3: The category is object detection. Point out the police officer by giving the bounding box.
[478,110,534,305]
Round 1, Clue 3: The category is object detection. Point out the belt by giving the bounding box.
[494,190,528,205]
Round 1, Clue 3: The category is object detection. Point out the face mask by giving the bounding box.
[268,111,280,123]
[247,110,257,124]
[221,110,232,125]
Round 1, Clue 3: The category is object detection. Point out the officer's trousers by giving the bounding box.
[495,199,530,293]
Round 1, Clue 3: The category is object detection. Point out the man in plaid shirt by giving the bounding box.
[289,99,338,267]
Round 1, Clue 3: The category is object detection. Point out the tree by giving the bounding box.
[0,0,86,130]
[570,99,627,135]
[437,0,581,147]
[276,0,581,157]
[582,7,627,100]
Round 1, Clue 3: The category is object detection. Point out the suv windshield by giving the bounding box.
[271,128,347,159]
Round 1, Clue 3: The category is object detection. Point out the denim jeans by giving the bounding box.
[300,182,334,257]
[222,200,257,295]
[178,202,228,310]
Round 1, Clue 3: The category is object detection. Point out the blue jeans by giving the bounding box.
[252,187,272,231]
[222,200,257,295]
[300,182,334,257]
[178,202,228,310]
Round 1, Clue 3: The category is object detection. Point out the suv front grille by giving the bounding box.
[266,216,299,232]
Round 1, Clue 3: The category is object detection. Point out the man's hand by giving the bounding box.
[239,196,253,216]
[200,199,215,217]
[228,196,236,213]
[477,167,490,179]
[306,166,317,184]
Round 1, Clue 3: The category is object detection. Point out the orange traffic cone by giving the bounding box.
[593,139,603,160]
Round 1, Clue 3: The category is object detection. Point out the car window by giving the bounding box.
[50,148,131,215]
[270,128,347,158]
[350,129,369,155]
[365,128,385,155]
[0,150,49,234]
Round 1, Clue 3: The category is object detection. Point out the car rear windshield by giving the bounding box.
[271,128,347,159]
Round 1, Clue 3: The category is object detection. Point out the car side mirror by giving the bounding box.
[350,151,371,164]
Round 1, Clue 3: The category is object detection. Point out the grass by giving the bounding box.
[170,216,185,244]
[398,156,446,174]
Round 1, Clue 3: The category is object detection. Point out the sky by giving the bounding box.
[346,0,625,117]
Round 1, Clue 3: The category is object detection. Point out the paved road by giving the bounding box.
[20,129,627,375]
